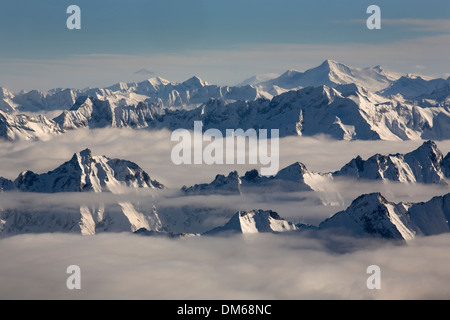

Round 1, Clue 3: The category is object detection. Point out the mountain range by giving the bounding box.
[0,149,165,236]
[318,192,450,241]
[1,148,164,193]
[159,191,450,241]
[1,142,449,240]
[1,60,449,141]
[181,140,450,197]
[1,59,450,242]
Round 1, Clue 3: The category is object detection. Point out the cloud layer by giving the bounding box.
[1,232,449,299]
[1,129,450,299]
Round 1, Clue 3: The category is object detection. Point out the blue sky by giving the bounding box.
[0,0,449,91]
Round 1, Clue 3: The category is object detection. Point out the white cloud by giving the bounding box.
[381,18,450,32]
[1,232,449,299]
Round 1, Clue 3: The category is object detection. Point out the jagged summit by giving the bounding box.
[204,209,299,235]
[10,149,165,193]
[180,140,450,200]
[274,161,309,181]
[182,76,208,88]
[319,192,450,240]
[257,59,399,94]
[0,60,449,142]
[380,75,450,98]
[182,171,241,195]
[334,140,449,184]
[146,76,171,86]
[317,59,353,74]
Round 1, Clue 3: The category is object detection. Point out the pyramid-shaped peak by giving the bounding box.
[285,161,308,171]
[412,140,441,155]
[78,148,93,157]
[318,59,346,69]
[183,75,208,87]
[70,148,94,167]
[317,59,354,74]
[274,161,309,181]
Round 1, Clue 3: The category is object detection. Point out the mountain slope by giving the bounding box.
[143,84,450,141]
[181,171,242,195]
[204,209,299,235]
[380,75,450,98]
[181,162,333,196]
[53,96,162,130]
[333,140,449,184]
[255,60,400,95]
[319,192,450,240]
[13,148,164,193]
[0,149,165,237]
[181,141,450,199]
[0,202,164,237]
[0,110,63,141]
[2,60,450,141]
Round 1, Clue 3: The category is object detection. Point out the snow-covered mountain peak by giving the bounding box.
[204,209,298,235]
[334,140,449,184]
[182,171,241,195]
[317,59,354,76]
[0,110,63,141]
[146,76,171,87]
[12,149,165,193]
[319,192,414,240]
[380,75,450,98]
[320,192,450,240]
[256,60,399,94]
[182,76,209,88]
[75,147,93,166]
[274,161,309,181]
[411,140,442,159]
[0,87,14,100]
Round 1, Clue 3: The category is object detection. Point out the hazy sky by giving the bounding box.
[0,0,449,91]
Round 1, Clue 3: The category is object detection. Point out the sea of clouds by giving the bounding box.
[0,128,449,299]
[1,232,450,299]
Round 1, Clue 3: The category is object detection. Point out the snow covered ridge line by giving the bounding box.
[2,59,444,113]
[203,192,450,240]
[2,191,449,240]
[3,83,450,141]
[144,191,450,241]
[1,59,449,141]
[318,192,450,241]
[1,59,395,113]
[0,148,164,193]
[181,140,450,195]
